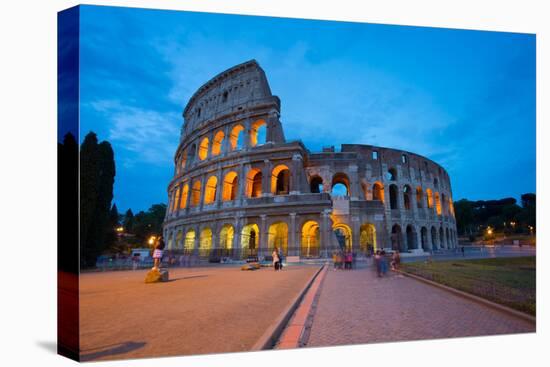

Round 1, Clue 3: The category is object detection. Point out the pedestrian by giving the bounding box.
[374,250,382,277]
[391,251,400,271]
[279,249,284,270]
[132,253,139,270]
[332,251,338,270]
[152,236,165,270]
[345,251,353,270]
[380,249,388,275]
[272,247,280,271]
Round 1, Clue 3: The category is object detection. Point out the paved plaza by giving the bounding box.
[305,264,535,348]
[79,265,318,361]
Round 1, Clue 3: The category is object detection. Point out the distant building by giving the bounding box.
[163,60,458,259]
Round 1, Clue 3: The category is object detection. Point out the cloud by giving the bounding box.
[89,100,180,168]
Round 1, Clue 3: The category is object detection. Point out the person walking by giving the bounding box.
[391,251,400,271]
[152,236,165,270]
[374,250,382,277]
[380,249,388,275]
[272,247,280,271]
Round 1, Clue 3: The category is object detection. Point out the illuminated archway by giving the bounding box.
[373,182,384,202]
[211,130,225,156]
[222,171,238,201]
[271,164,290,195]
[198,137,209,160]
[301,221,320,257]
[333,223,352,251]
[172,186,181,213]
[241,223,259,257]
[180,183,189,209]
[199,227,213,254]
[180,150,187,172]
[360,223,377,254]
[416,187,423,208]
[184,230,196,252]
[175,230,183,250]
[250,119,267,147]
[229,124,244,151]
[435,192,442,215]
[204,176,218,204]
[403,185,412,210]
[268,222,289,255]
[191,180,201,207]
[219,224,234,250]
[246,168,262,198]
[426,188,434,209]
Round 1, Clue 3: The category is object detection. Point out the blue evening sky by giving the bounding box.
[75,5,536,213]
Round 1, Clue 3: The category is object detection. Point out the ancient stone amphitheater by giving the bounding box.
[163,60,458,260]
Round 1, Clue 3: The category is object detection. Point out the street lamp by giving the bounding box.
[148,235,156,246]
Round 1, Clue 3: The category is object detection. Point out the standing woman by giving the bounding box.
[152,236,165,270]
[272,247,280,271]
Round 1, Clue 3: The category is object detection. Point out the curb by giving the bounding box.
[251,264,326,351]
[396,269,536,324]
[276,263,329,349]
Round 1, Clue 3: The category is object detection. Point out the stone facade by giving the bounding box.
[163,60,458,259]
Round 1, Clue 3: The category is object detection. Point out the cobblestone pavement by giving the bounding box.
[79,265,318,361]
[305,265,535,348]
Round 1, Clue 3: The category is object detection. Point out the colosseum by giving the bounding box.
[163,60,458,260]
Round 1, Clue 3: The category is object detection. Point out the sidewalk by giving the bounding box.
[305,265,534,348]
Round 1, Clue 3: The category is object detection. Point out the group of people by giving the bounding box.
[332,250,355,270]
[373,249,401,277]
[272,247,283,271]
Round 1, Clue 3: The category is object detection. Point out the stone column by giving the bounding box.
[199,175,206,210]
[351,217,360,253]
[237,163,245,204]
[289,213,297,256]
[320,210,330,257]
[215,169,224,207]
[262,159,273,197]
[259,215,268,258]
[290,154,303,195]
[244,118,252,149]
[348,164,359,200]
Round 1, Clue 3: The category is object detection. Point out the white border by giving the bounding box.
[1,1,547,367]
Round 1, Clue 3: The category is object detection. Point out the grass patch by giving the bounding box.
[401,256,536,316]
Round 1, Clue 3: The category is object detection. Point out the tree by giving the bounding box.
[129,204,168,244]
[520,193,536,228]
[80,132,116,268]
[123,208,135,233]
[454,199,474,235]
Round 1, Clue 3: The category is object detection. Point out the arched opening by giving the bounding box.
[241,223,259,257]
[180,184,189,209]
[441,193,447,215]
[271,164,290,195]
[439,227,445,248]
[360,223,377,255]
[191,180,202,207]
[389,184,399,209]
[386,168,397,181]
[246,168,262,198]
[250,119,267,147]
[331,173,350,197]
[416,187,423,208]
[426,188,434,209]
[175,230,183,250]
[167,232,174,250]
[435,192,442,215]
[219,224,234,256]
[222,171,238,201]
[229,125,245,151]
[310,175,324,193]
[446,228,450,248]
[434,177,439,188]
[211,130,225,156]
[172,186,181,213]
[184,230,195,253]
[333,223,352,252]
[421,227,429,251]
[199,227,213,255]
[198,137,209,160]
[431,226,438,250]
[403,185,412,210]
[373,182,384,202]
[301,221,320,258]
[406,225,417,250]
[268,222,289,256]
[391,224,403,251]
[449,197,455,217]
[204,176,218,205]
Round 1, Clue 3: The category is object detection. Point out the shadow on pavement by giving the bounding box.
[36,340,57,354]
[80,341,146,361]
[167,274,209,282]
